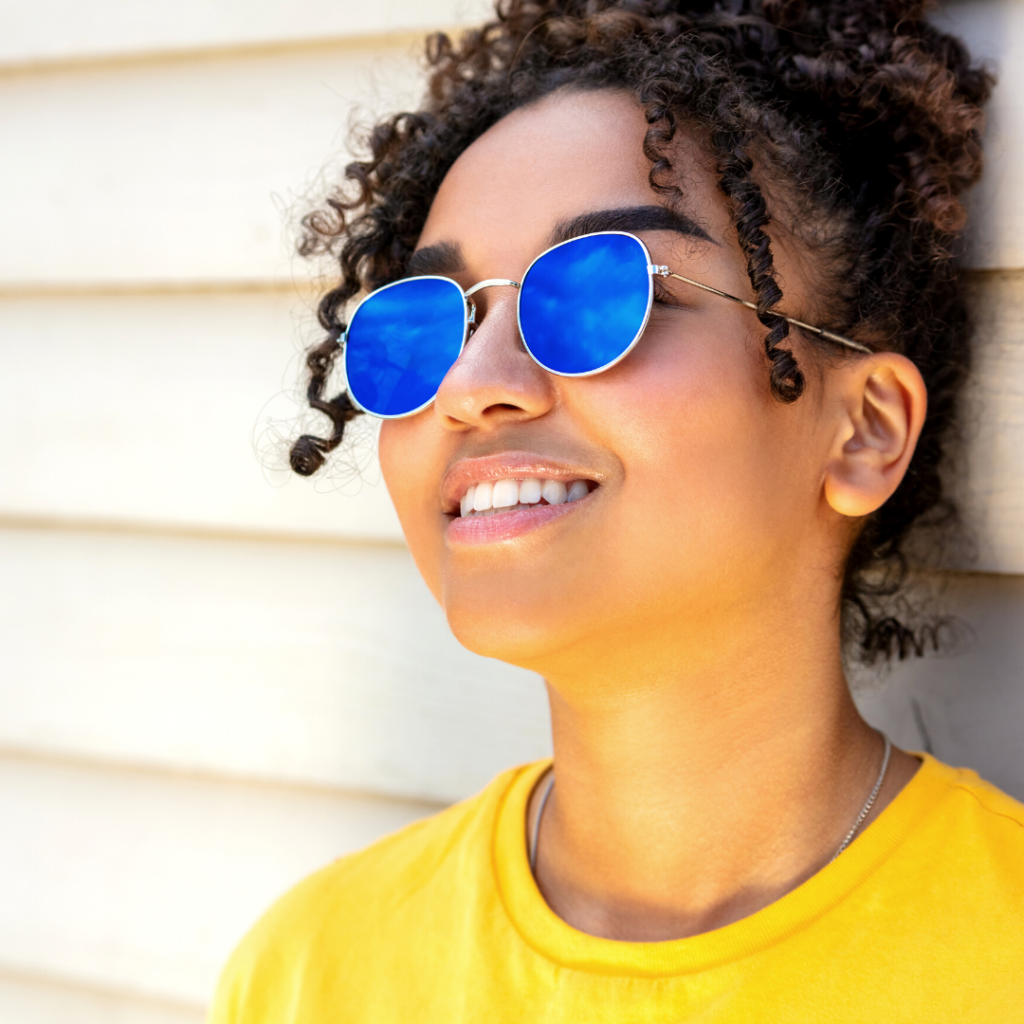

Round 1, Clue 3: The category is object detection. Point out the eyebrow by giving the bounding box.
[550,205,716,247]
[404,204,714,279]
[405,241,466,277]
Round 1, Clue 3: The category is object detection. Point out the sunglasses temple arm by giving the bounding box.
[662,271,873,356]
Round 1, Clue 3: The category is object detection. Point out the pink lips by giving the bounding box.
[441,450,599,546]
[447,498,587,545]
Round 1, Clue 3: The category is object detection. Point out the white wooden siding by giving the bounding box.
[0,753,437,1010]
[1,3,1021,1023]
[0,526,551,803]
[1,0,493,67]
[0,973,203,1024]
[1,2,1021,292]
[0,45,423,286]
[0,292,404,542]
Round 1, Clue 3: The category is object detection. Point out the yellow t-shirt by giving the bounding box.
[210,754,1024,1022]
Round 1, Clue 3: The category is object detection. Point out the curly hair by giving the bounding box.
[289,0,991,664]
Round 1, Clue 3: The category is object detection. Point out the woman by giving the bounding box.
[212,1,1023,1020]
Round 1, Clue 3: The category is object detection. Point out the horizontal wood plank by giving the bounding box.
[0,526,551,804]
[1,0,493,67]
[0,291,405,542]
[0,754,437,1008]
[1,273,1019,569]
[0,970,203,1024]
[0,2,1018,289]
[0,44,422,286]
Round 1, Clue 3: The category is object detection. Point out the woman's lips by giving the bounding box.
[441,450,602,514]
[446,490,593,544]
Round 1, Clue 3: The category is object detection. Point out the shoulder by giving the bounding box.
[926,755,1024,831]
[208,763,531,1024]
[911,755,1024,889]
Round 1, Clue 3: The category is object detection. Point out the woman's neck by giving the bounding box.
[529,606,919,941]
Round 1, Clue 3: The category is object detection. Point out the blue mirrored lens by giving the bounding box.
[518,233,652,375]
[344,277,466,417]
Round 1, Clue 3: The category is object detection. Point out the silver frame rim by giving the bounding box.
[516,230,654,379]
[342,274,470,420]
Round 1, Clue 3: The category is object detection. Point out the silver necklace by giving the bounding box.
[830,732,892,862]
[528,733,892,873]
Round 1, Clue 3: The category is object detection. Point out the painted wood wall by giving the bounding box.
[1,1,1020,1020]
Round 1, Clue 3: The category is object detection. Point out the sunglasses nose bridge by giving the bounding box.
[462,278,521,335]
[464,278,521,299]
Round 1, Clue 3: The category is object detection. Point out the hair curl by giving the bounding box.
[291,0,991,663]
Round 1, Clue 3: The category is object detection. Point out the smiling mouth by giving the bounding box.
[458,477,596,517]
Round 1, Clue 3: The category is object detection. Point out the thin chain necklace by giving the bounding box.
[830,733,892,862]
[528,733,892,873]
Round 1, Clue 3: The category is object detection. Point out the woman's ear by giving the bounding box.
[823,354,928,518]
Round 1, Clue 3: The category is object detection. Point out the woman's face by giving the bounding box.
[379,89,844,677]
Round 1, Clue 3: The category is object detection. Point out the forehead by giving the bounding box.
[418,89,718,261]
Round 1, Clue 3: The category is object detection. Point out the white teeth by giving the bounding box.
[519,478,542,505]
[567,480,589,502]
[542,480,567,505]
[457,477,592,516]
[473,481,493,511]
[492,478,519,508]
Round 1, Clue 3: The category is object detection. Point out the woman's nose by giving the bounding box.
[432,289,556,431]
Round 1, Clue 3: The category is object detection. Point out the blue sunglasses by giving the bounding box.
[342,230,872,419]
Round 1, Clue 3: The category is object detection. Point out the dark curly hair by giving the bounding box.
[289,0,991,664]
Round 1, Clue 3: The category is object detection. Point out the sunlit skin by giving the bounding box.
[378,89,926,941]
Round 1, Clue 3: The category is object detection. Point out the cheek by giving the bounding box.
[580,320,808,591]
[379,417,445,602]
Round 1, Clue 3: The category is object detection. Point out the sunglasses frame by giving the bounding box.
[342,273,471,420]
[515,230,655,379]
[341,229,873,419]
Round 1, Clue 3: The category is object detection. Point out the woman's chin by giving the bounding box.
[442,593,584,670]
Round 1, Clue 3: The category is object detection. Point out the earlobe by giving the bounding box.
[824,354,928,519]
